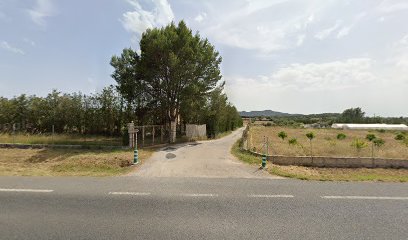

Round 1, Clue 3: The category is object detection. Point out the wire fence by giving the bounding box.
[0,122,187,148]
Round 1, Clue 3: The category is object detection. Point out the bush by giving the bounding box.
[351,138,368,152]
[366,134,376,142]
[373,138,385,147]
[395,133,405,141]
[306,132,315,140]
[337,133,346,140]
[278,131,287,141]
[288,138,298,145]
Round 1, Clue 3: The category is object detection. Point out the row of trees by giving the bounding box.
[0,21,242,139]
[0,87,123,135]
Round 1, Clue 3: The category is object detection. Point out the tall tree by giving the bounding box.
[138,21,222,142]
[339,107,365,123]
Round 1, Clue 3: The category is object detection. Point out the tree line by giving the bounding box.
[0,21,243,138]
[252,107,408,127]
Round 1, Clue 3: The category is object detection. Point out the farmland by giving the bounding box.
[247,126,408,159]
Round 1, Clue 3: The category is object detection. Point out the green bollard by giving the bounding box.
[261,155,267,168]
[133,149,138,164]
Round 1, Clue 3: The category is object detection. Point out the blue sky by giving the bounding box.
[1,0,408,116]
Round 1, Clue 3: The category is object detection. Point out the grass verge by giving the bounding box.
[231,139,408,182]
[0,133,123,146]
[0,148,155,177]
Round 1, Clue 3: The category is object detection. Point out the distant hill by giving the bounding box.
[239,110,293,117]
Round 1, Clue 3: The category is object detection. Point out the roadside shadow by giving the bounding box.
[161,142,202,152]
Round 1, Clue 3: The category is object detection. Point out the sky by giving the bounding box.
[0,0,407,117]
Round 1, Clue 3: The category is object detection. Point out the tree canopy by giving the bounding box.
[110,21,241,140]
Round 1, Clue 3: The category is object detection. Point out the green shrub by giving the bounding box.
[351,138,368,154]
[366,134,376,142]
[306,132,315,140]
[278,131,287,141]
[395,133,405,141]
[288,138,298,145]
[337,133,346,140]
[373,138,385,147]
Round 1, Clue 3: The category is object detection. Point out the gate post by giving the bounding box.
[128,122,135,148]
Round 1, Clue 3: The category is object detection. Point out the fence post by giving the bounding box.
[142,126,145,147]
[52,124,54,145]
[161,126,163,143]
[133,129,139,164]
[261,136,267,168]
[152,126,155,145]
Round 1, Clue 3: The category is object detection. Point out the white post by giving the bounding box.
[128,122,135,148]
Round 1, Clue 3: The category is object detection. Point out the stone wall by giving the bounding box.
[243,149,408,169]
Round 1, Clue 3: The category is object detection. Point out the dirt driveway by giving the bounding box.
[129,128,282,179]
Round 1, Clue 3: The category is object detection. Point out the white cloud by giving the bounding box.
[200,1,327,53]
[23,38,36,47]
[387,34,408,84]
[336,26,351,39]
[1,41,25,55]
[377,0,408,13]
[296,34,306,46]
[27,0,56,26]
[194,12,207,23]
[121,0,174,37]
[229,58,377,91]
[314,21,341,40]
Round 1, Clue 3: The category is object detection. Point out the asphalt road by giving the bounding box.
[1,177,407,239]
[1,129,407,239]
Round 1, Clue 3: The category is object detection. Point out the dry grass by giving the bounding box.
[0,148,154,176]
[0,133,122,146]
[269,164,408,182]
[231,140,408,182]
[248,126,408,159]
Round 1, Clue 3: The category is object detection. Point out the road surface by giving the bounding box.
[1,129,407,239]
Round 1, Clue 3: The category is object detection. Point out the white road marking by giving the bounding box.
[321,196,408,200]
[109,192,151,196]
[0,188,53,193]
[248,194,294,198]
[179,193,218,197]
